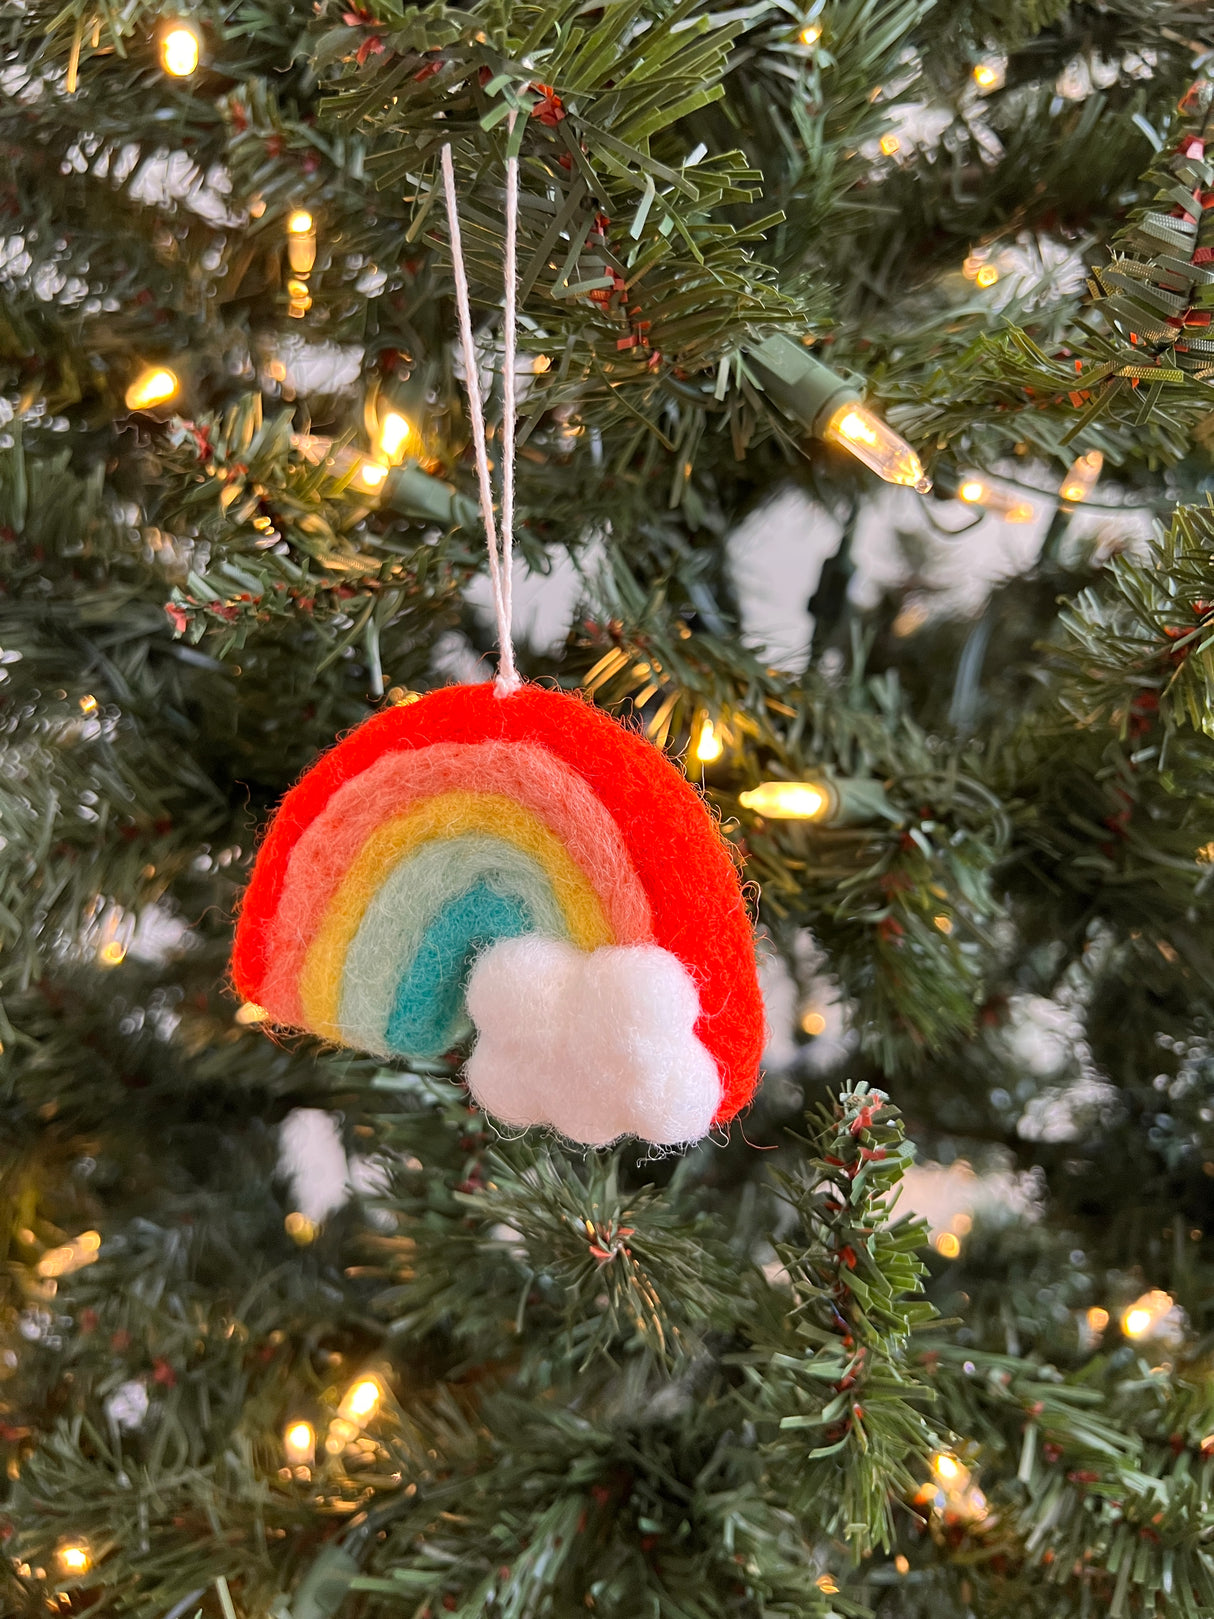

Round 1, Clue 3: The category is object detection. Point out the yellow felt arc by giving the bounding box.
[299,790,614,1041]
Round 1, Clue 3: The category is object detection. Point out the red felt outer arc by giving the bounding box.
[232,683,764,1124]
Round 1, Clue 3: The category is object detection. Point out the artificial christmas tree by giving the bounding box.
[5,1,1214,1614]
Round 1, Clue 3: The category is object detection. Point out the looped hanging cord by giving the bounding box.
[440,122,522,696]
[500,115,519,690]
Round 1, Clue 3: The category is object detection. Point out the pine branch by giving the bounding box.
[739,1084,941,1558]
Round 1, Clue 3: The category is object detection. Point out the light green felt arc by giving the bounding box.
[338,833,571,1054]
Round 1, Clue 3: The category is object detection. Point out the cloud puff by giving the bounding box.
[465,938,722,1147]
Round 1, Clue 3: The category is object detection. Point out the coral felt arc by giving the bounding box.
[232,683,764,1146]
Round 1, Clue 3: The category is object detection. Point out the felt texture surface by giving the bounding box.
[465,937,721,1146]
[299,790,612,1043]
[260,740,651,1027]
[386,883,534,1059]
[233,682,764,1128]
[338,834,569,1055]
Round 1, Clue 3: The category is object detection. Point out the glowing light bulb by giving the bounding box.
[283,1420,315,1464]
[879,132,901,156]
[99,939,127,966]
[933,913,953,934]
[972,60,1004,91]
[738,781,832,820]
[377,412,412,464]
[954,474,1037,522]
[935,1231,961,1258]
[1059,449,1103,504]
[56,1543,91,1576]
[160,24,200,77]
[695,717,724,763]
[799,21,821,44]
[348,1379,379,1418]
[342,1377,381,1421]
[931,1452,964,1483]
[975,264,999,288]
[358,460,389,490]
[800,1010,827,1036]
[893,601,928,637]
[1121,1290,1174,1340]
[37,1231,101,1278]
[79,693,98,715]
[1086,1306,1109,1333]
[286,278,312,317]
[235,1001,267,1025]
[824,402,931,491]
[287,210,317,275]
[125,366,179,411]
[284,1211,317,1244]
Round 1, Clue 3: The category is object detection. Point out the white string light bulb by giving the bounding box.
[823,403,931,491]
[377,411,413,464]
[738,781,833,820]
[1121,1289,1174,1340]
[1060,449,1103,503]
[287,210,317,276]
[283,1420,315,1464]
[340,1376,382,1422]
[160,23,200,77]
[972,59,1004,91]
[56,1543,92,1576]
[125,366,179,411]
[357,460,389,490]
[956,476,1036,522]
[694,718,724,763]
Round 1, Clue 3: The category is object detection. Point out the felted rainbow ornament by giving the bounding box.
[230,135,764,1145]
[231,682,765,1145]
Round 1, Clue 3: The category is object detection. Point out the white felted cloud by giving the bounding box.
[464,938,722,1147]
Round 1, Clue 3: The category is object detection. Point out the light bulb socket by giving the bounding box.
[384,464,480,530]
[928,463,964,502]
[746,334,859,438]
[829,776,899,826]
[290,1542,363,1619]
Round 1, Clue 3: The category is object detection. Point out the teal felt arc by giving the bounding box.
[385,883,536,1058]
[337,833,571,1055]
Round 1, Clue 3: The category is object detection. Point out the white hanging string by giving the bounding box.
[500,114,519,684]
[440,124,521,696]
